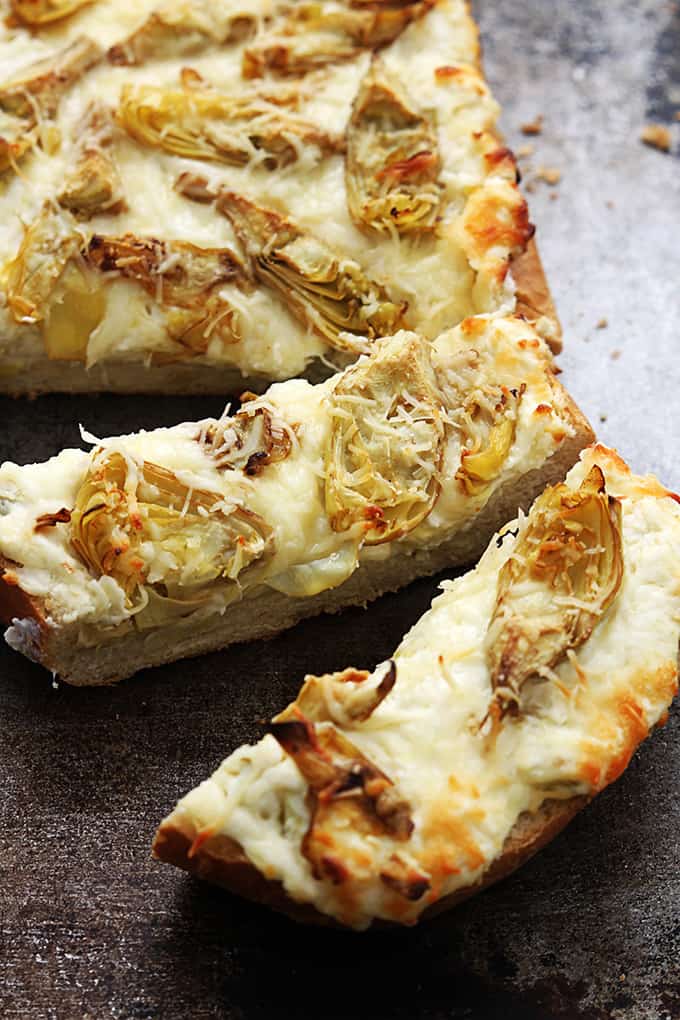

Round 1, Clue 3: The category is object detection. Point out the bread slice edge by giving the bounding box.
[0,378,593,685]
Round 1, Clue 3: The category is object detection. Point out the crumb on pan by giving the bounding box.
[516,143,534,158]
[596,318,608,329]
[640,124,672,152]
[520,115,543,136]
[536,166,561,185]
[611,349,621,360]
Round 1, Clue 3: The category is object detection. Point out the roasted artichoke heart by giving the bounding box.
[270,710,428,898]
[346,57,443,235]
[10,0,96,26]
[243,1,434,78]
[108,0,256,66]
[0,36,102,120]
[455,385,524,496]
[118,83,340,169]
[86,234,250,352]
[325,332,445,543]
[71,450,274,617]
[215,189,407,351]
[292,660,397,726]
[485,465,624,720]
[199,404,293,476]
[58,103,126,219]
[3,203,81,324]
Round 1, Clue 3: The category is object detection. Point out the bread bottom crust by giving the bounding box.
[0,351,334,397]
[151,794,589,928]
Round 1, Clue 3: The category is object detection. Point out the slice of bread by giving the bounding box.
[153,446,680,928]
[0,314,590,685]
[0,0,558,395]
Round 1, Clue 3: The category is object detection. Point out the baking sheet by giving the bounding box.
[1,2,679,1017]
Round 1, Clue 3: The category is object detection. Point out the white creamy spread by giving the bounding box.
[163,447,680,927]
[0,315,571,630]
[0,0,529,382]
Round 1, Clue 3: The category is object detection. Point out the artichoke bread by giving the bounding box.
[153,446,680,929]
[0,0,556,395]
[0,313,591,684]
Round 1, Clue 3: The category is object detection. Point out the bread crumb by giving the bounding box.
[611,349,621,360]
[549,192,559,201]
[596,318,608,329]
[606,199,615,209]
[619,974,626,982]
[536,166,562,185]
[517,143,534,158]
[521,115,543,136]
[600,414,607,423]
[641,123,672,152]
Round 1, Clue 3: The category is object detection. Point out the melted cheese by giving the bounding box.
[0,0,532,383]
[162,447,680,927]
[0,314,569,631]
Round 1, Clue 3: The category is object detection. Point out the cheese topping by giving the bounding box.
[159,447,680,927]
[0,0,535,385]
[0,314,570,633]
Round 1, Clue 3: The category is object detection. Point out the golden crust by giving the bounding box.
[152,794,590,928]
[0,553,48,628]
[511,237,562,353]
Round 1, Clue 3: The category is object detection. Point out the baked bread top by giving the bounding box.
[0,313,578,674]
[153,446,680,928]
[0,0,549,391]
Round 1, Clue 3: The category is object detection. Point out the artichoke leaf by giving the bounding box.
[70,450,275,615]
[199,404,293,475]
[455,385,524,496]
[347,57,443,235]
[243,2,435,78]
[10,0,96,26]
[43,261,106,361]
[325,331,445,544]
[215,189,407,351]
[2,203,82,325]
[0,36,102,120]
[0,110,35,174]
[118,82,341,169]
[269,709,428,896]
[85,234,251,354]
[485,465,624,722]
[57,102,126,219]
[108,0,257,66]
[292,660,397,726]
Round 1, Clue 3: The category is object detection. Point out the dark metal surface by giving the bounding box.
[1,3,679,1018]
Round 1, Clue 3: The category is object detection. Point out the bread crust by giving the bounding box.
[512,237,562,353]
[151,794,590,928]
[0,353,333,398]
[0,379,593,685]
